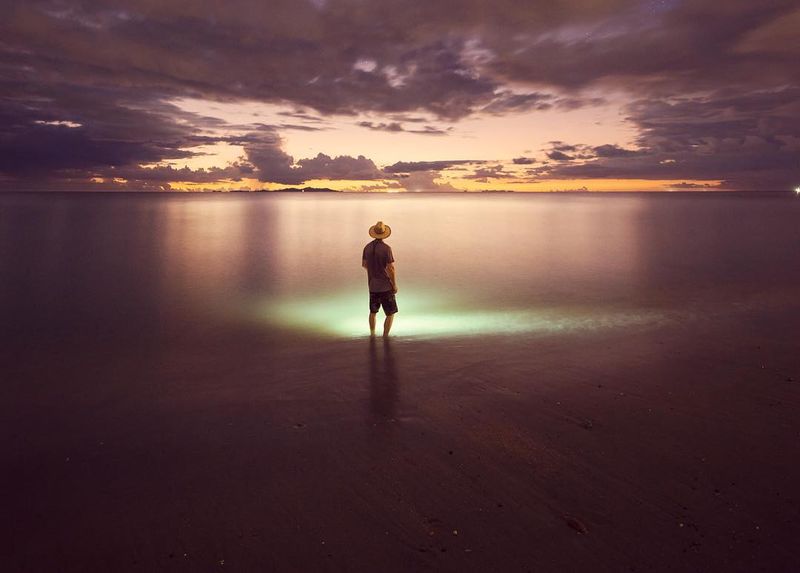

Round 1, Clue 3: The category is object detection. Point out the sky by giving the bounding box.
[0,0,798,192]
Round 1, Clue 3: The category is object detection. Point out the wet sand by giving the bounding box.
[4,302,799,572]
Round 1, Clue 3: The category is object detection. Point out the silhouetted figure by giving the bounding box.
[362,221,398,336]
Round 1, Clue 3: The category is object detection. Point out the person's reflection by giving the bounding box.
[368,337,398,421]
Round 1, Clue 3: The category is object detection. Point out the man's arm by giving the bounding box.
[386,262,397,293]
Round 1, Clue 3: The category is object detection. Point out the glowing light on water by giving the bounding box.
[247,289,664,338]
[794,186,800,195]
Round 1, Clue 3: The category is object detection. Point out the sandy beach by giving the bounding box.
[4,298,799,572]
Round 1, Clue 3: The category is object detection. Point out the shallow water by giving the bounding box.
[1,192,798,343]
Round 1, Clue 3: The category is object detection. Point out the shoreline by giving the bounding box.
[4,305,799,572]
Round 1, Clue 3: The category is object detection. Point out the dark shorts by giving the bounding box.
[369,291,398,315]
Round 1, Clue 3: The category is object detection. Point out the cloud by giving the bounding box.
[541,141,634,164]
[0,1,506,123]
[463,164,514,179]
[276,110,325,122]
[357,121,449,135]
[353,181,403,192]
[274,123,328,132]
[19,0,791,125]
[592,144,639,158]
[0,83,203,183]
[482,91,554,114]
[555,96,607,110]
[397,170,461,192]
[6,1,798,109]
[482,1,799,92]
[411,125,450,135]
[541,87,800,189]
[383,159,484,173]
[550,142,579,152]
[668,182,721,190]
[243,130,384,184]
[1,0,798,190]
[546,150,574,161]
[102,163,253,184]
[734,7,800,56]
[481,91,606,115]
[358,121,404,133]
[512,157,536,164]
[295,153,384,181]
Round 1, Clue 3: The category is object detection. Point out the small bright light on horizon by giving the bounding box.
[795,186,800,194]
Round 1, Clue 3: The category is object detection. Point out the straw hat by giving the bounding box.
[368,220,391,239]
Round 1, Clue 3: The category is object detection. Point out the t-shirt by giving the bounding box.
[362,239,395,293]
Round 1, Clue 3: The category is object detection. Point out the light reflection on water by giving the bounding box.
[251,288,666,338]
[1,192,798,344]
[263,193,645,306]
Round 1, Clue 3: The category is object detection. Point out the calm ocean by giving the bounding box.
[2,192,798,344]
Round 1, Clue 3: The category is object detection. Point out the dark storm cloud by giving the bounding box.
[0,122,176,177]
[0,81,201,180]
[1,0,798,189]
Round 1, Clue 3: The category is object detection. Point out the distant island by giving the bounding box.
[213,186,597,194]
[222,187,340,193]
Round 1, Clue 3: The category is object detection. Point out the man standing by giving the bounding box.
[362,221,398,337]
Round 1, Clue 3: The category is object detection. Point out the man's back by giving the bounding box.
[363,239,394,293]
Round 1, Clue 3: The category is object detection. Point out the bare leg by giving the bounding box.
[369,312,377,336]
[383,313,394,337]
